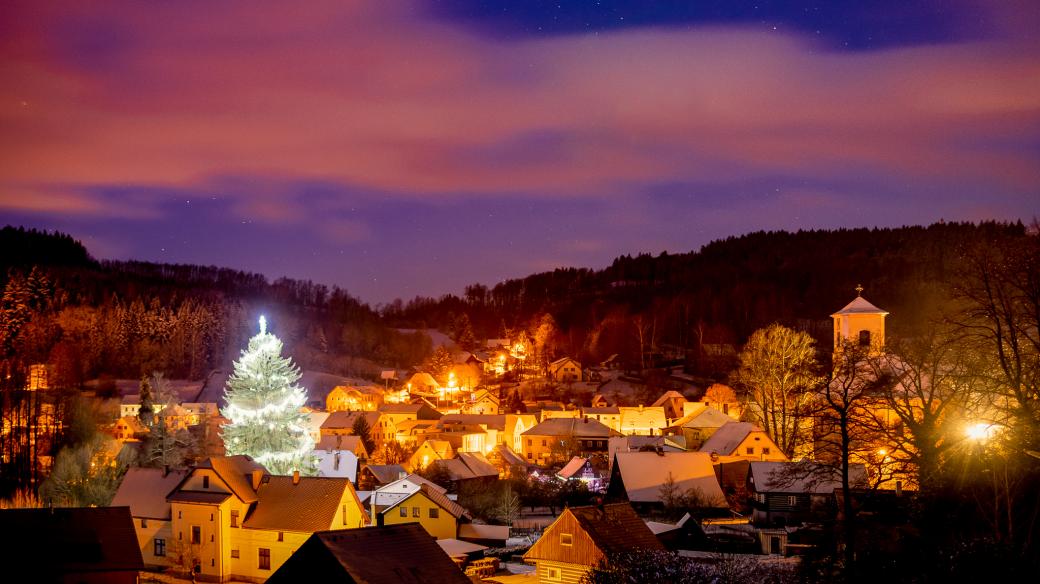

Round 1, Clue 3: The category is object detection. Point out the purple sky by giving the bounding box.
[1,1,1038,303]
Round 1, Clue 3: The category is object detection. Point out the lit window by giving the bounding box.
[258,548,271,570]
[413,507,421,518]
[154,538,165,557]
[561,533,573,546]
[546,566,562,581]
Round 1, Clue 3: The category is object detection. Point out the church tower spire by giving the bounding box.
[831,286,888,352]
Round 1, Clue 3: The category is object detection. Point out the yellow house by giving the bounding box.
[618,405,668,436]
[113,415,149,442]
[112,467,190,569]
[407,439,454,471]
[504,413,539,453]
[326,385,384,412]
[548,357,582,382]
[462,389,500,415]
[521,418,621,465]
[376,483,471,540]
[161,455,367,582]
[580,407,621,432]
[699,422,788,462]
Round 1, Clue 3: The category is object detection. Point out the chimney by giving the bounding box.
[292,470,301,485]
[251,469,264,490]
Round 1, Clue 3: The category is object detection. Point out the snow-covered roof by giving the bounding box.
[612,452,727,506]
[557,457,589,479]
[436,538,488,558]
[699,422,764,455]
[831,295,889,317]
[652,391,686,406]
[678,406,733,429]
[749,461,868,494]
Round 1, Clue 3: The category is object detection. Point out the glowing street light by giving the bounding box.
[966,422,994,442]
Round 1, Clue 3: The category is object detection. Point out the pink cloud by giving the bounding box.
[0,0,1037,219]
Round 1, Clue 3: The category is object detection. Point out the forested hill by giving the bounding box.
[0,226,429,385]
[384,221,1029,363]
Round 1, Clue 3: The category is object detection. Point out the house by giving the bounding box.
[548,357,582,382]
[265,524,470,584]
[120,393,168,419]
[303,411,331,444]
[504,413,539,453]
[608,452,728,510]
[652,390,688,421]
[462,389,500,414]
[607,435,686,466]
[520,417,622,465]
[364,473,446,512]
[0,506,144,584]
[485,444,528,478]
[581,406,621,432]
[111,467,190,568]
[557,456,604,490]
[375,483,472,540]
[112,415,149,442]
[181,402,221,425]
[539,408,581,421]
[748,461,868,526]
[326,385,384,412]
[668,405,733,449]
[422,422,492,453]
[358,464,408,491]
[406,372,440,395]
[429,452,500,487]
[321,411,393,449]
[407,439,454,471]
[699,422,788,462]
[618,405,668,436]
[163,455,368,581]
[523,503,664,583]
[378,403,443,431]
[313,435,368,482]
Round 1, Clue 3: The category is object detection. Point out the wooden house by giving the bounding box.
[548,357,583,382]
[523,503,664,583]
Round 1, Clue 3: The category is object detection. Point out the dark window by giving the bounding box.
[154,538,166,557]
[413,507,421,518]
[527,439,532,446]
[211,559,215,567]
[258,548,271,570]
[202,476,209,489]
[746,447,754,455]
[859,330,871,346]
[191,526,201,544]
[210,513,214,521]
[342,504,347,525]
[400,507,408,517]
[231,549,239,559]
[277,532,284,542]
[141,518,148,528]
[429,508,439,519]
[561,533,573,546]
[230,510,239,527]
[763,448,771,455]
[541,439,546,446]
[178,511,182,519]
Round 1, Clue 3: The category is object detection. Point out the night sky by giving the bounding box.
[2,1,1038,302]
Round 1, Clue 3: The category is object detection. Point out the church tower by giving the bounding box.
[830,285,888,353]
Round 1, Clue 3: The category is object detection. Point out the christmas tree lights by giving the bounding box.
[221,316,316,475]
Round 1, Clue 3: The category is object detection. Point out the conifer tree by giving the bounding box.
[221,316,316,475]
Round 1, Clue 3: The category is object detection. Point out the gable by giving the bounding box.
[524,509,604,567]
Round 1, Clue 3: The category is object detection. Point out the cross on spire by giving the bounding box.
[855,284,864,297]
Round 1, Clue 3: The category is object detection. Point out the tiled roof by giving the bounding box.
[0,507,144,575]
[365,464,407,484]
[385,483,471,520]
[322,410,381,430]
[570,504,664,554]
[522,417,621,438]
[582,406,620,415]
[196,455,265,503]
[558,457,589,479]
[315,435,363,452]
[439,414,506,430]
[433,453,499,481]
[265,524,471,584]
[112,467,187,519]
[652,391,686,406]
[244,476,355,532]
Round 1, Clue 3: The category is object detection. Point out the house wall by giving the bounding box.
[534,560,590,584]
[313,449,359,481]
[132,516,172,568]
[618,407,667,436]
[382,492,458,540]
[731,432,788,462]
[583,413,620,432]
[833,313,885,352]
[229,528,310,582]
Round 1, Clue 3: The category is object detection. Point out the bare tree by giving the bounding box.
[734,324,819,458]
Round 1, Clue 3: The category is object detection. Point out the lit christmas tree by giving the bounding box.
[221,316,316,475]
